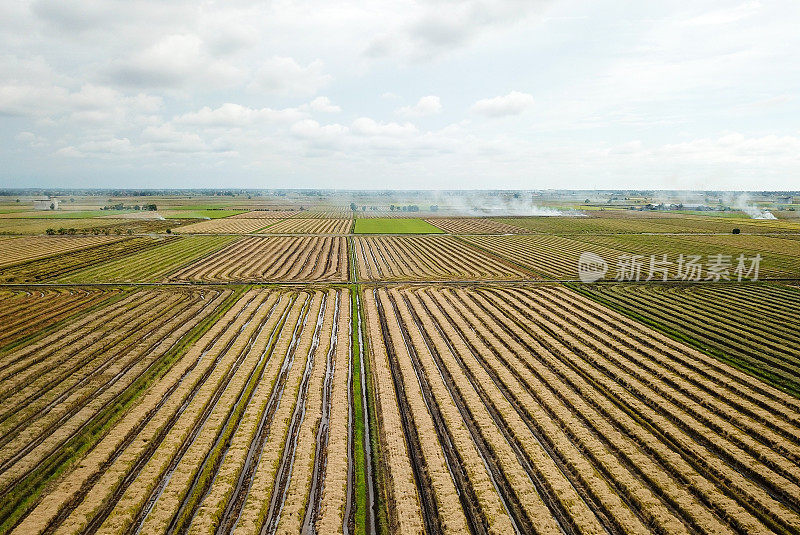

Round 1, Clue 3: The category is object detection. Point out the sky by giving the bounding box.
[1,0,799,190]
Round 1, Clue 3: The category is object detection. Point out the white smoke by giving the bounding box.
[424,191,584,217]
[733,194,777,219]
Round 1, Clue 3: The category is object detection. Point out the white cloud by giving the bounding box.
[300,96,341,113]
[107,34,242,89]
[470,91,534,117]
[352,118,417,137]
[175,103,305,127]
[397,95,441,118]
[249,56,330,96]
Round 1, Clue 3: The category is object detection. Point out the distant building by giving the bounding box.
[33,198,59,210]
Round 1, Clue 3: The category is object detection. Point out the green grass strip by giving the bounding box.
[350,288,369,534]
[0,286,248,534]
[564,282,800,398]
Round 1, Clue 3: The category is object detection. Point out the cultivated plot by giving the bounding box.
[0,288,356,535]
[258,218,352,234]
[173,218,275,234]
[364,285,800,534]
[354,218,443,234]
[425,218,527,234]
[169,236,348,282]
[499,215,800,234]
[467,234,800,280]
[573,282,800,397]
[353,235,530,281]
[0,236,122,268]
[0,287,121,348]
[0,236,174,283]
[58,235,238,283]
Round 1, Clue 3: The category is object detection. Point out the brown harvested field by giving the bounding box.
[0,288,121,348]
[258,218,352,234]
[353,235,531,281]
[168,236,348,282]
[173,218,275,234]
[424,218,527,234]
[3,288,356,535]
[364,285,800,534]
[0,235,122,267]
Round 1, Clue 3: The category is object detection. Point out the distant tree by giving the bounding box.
[732,228,741,234]
[45,228,55,235]
[390,205,395,211]
[362,206,366,211]
[350,202,357,211]
[50,202,55,210]
[70,198,75,203]
[584,199,590,204]
[429,205,438,212]
[166,228,172,234]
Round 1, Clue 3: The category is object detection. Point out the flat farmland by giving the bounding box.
[467,234,800,279]
[354,218,443,234]
[3,204,800,535]
[173,218,275,234]
[424,218,527,234]
[229,210,299,219]
[0,288,122,348]
[0,236,123,267]
[0,236,173,283]
[0,287,359,535]
[353,235,530,281]
[258,218,353,234]
[169,236,348,282]
[498,215,800,234]
[572,282,800,396]
[58,235,237,283]
[364,285,800,534]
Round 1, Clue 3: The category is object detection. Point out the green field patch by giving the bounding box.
[354,218,443,234]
